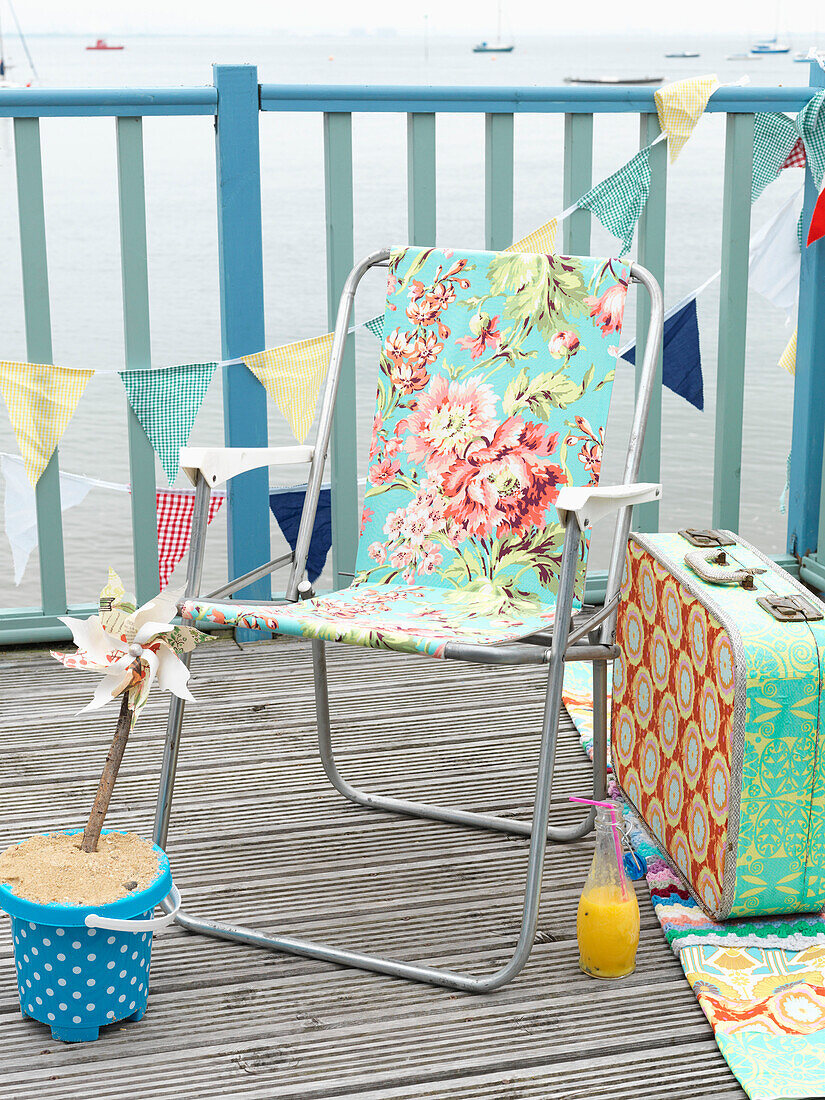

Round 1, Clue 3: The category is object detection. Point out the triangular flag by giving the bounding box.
[781,136,807,170]
[807,184,825,246]
[156,488,225,588]
[752,112,800,202]
[1,453,94,583]
[779,328,797,375]
[269,486,332,583]
[364,315,385,341]
[507,218,558,255]
[244,333,332,444]
[0,361,93,486]
[577,148,651,255]
[622,298,704,410]
[796,89,825,188]
[749,185,804,320]
[120,362,217,486]
[654,74,719,163]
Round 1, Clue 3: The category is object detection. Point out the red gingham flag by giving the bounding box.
[781,137,807,170]
[156,489,225,589]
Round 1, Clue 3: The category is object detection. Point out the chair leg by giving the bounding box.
[313,643,600,845]
[153,664,191,850]
[157,516,586,992]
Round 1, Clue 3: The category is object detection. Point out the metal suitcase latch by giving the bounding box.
[678,528,736,548]
[757,594,825,623]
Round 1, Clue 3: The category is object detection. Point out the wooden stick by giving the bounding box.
[80,688,133,853]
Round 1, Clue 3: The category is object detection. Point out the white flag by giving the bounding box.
[749,184,804,322]
[1,454,126,584]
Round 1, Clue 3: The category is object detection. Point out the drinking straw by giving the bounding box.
[570,796,628,899]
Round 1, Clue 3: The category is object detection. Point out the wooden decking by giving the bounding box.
[0,637,746,1099]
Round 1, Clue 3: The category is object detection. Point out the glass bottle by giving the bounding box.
[576,805,640,978]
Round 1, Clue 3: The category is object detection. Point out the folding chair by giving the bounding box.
[153,246,663,992]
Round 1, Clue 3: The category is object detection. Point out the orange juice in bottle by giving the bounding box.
[576,805,640,979]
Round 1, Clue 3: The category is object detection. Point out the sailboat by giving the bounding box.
[473,1,514,53]
[0,1,36,87]
[751,36,790,54]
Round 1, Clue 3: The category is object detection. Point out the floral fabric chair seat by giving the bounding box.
[183,246,631,656]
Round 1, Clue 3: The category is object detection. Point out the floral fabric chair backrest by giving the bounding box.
[355,247,631,616]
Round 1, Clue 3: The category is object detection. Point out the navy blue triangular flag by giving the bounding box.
[622,298,704,411]
[269,486,332,583]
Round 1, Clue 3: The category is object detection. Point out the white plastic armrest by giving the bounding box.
[555,482,662,530]
[180,446,315,488]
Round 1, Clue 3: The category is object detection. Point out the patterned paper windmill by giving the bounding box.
[51,569,214,852]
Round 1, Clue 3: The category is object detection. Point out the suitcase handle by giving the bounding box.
[683,549,766,590]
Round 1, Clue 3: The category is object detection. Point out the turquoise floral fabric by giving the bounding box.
[184,247,631,656]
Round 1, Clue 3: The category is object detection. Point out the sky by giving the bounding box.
[5,0,823,38]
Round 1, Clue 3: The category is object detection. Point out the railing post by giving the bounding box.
[324,111,357,585]
[634,112,667,532]
[484,113,514,250]
[788,63,825,567]
[562,114,593,254]
[712,112,754,532]
[116,115,159,603]
[407,113,437,245]
[13,117,67,618]
[213,64,271,631]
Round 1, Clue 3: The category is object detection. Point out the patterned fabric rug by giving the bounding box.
[562,662,825,1100]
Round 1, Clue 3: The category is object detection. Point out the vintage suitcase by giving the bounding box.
[612,529,825,920]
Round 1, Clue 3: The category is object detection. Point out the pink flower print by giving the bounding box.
[368,412,385,460]
[386,272,397,296]
[384,509,406,537]
[367,542,386,564]
[564,415,603,485]
[410,331,443,368]
[442,418,565,538]
[359,507,374,536]
[384,327,417,365]
[384,433,403,459]
[369,457,401,487]
[390,545,415,570]
[548,330,580,358]
[456,313,502,360]
[388,356,431,394]
[403,374,499,475]
[585,281,628,336]
[402,567,416,585]
[418,541,443,576]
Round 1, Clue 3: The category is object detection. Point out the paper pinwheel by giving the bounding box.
[52,569,213,721]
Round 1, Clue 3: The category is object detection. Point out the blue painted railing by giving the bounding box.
[0,65,824,643]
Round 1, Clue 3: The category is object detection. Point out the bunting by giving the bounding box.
[243,333,333,444]
[797,88,825,186]
[507,218,558,255]
[749,185,804,319]
[782,137,807,169]
[779,328,797,375]
[364,315,385,341]
[752,112,801,202]
[622,299,704,410]
[120,362,217,485]
[269,486,332,583]
[156,488,225,588]
[655,74,719,163]
[807,185,825,246]
[0,361,93,486]
[577,148,651,254]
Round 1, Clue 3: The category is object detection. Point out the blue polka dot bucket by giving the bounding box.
[0,829,180,1043]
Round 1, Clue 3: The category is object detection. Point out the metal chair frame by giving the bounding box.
[152,248,664,992]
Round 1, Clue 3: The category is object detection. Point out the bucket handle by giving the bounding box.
[84,884,181,934]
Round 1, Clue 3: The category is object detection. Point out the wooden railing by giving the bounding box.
[0,65,824,643]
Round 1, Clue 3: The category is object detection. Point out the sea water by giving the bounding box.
[0,32,815,607]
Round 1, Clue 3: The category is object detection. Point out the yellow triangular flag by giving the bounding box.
[655,74,719,164]
[0,361,93,486]
[243,332,333,444]
[507,218,558,255]
[779,327,797,375]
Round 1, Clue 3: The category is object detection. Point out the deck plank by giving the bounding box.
[0,637,744,1099]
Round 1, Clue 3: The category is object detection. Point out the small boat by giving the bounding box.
[727,52,756,60]
[794,52,815,62]
[86,38,124,50]
[564,75,664,86]
[751,34,790,54]
[664,50,700,58]
[473,0,514,53]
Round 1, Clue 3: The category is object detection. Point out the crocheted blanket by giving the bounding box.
[562,661,825,1100]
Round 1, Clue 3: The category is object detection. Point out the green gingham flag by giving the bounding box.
[577,147,651,255]
[364,315,384,341]
[752,112,799,202]
[797,88,825,188]
[120,362,217,485]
